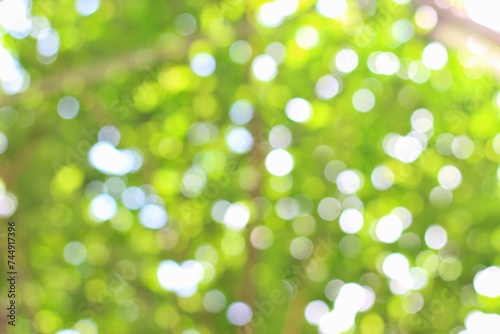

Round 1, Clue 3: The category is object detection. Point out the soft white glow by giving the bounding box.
[139,204,168,229]
[224,203,250,231]
[315,75,340,100]
[181,167,206,198]
[424,225,447,250]
[339,209,364,234]
[411,108,434,133]
[371,165,394,191]
[438,165,462,190]
[318,197,342,221]
[374,52,400,75]
[415,5,438,30]
[465,0,500,33]
[316,0,347,19]
[0,0,31,38]
[296,26,319,49]
[290,236,314,259]
[392,207,413,230]
[122,187,146,210]
[89,142,141,175]
[265,149,294,176]
[0,132,8,155]
[451,135,474,159]
[230,100,254,125]
[266,42,286,64]
[37,28,60,57]
[352,89,375,112]
[384,133,424,163]
[226,127,254,154]
[286,98,312,123]
[0,193,17,218]
[422,42,448,70]
[157,260,204,297]
[382,253,409,280]
[76,0,100,16]
[191,53,216,77]
[392,19,414,44]
[465,311,500,334]
[57,96,79,120]
[252,55,277,81]
[473,266,500,298]
[257,2,284,28]
[250,226,274,250]
[336,170,362,194]
[375,214,403,244]
[269,125,292,149]
[305,300,329,325]
[429,186,453,207]
[89,194,117,222]
[335,48,358,73]
[227,302,253,326]
[64,241,87,265]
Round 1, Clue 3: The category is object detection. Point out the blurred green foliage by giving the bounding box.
[1,0,500,333]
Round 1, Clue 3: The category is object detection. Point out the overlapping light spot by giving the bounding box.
[339,209,364,234]
[225,127,254,154]
[318,197,341,221]
[190,53,216,77]
[265,149,294,176]
[465,311,500,334]
[256,0,298,28]
[0,131,8,155]
[252,55,277,81]
[229,100,254,125]
[375,214,403,243]
[286,98,312,123]
[290,236,314,259]
[89,141,142,175]
[121,187,147,210]
[316,0,347,19]
[451,135,474,159]
[139,204,168,229]
[415,5,438,30]
[223,202,250,231]
[315,75,340,100]
[438,165,462,190]
[296,26,319,49]
[305,300,329,325]
[429,186,453,207]
[368,52,400,75]
[371,165,394,190]
[0,190,17,218]
[336,170,362,194]
[89,194,117,222]
[250,226,274,250]
[383,133,425,163]
[334,48,358,73]
[392,19,414,43]
[0,46,29,94]
[157,260,204,297]
[422,42,448,70]
[75,0,100,16]
[473,266,500,298]
[181,167,206,197]
[352,89,375,112]
[318,283,374,334]
[266,42,286,64]
[269,125,292,148]
[411,108,434,133]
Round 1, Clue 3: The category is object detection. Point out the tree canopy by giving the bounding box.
[1,0,500,333]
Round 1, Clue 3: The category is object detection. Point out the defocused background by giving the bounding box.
[1,0,500,333]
